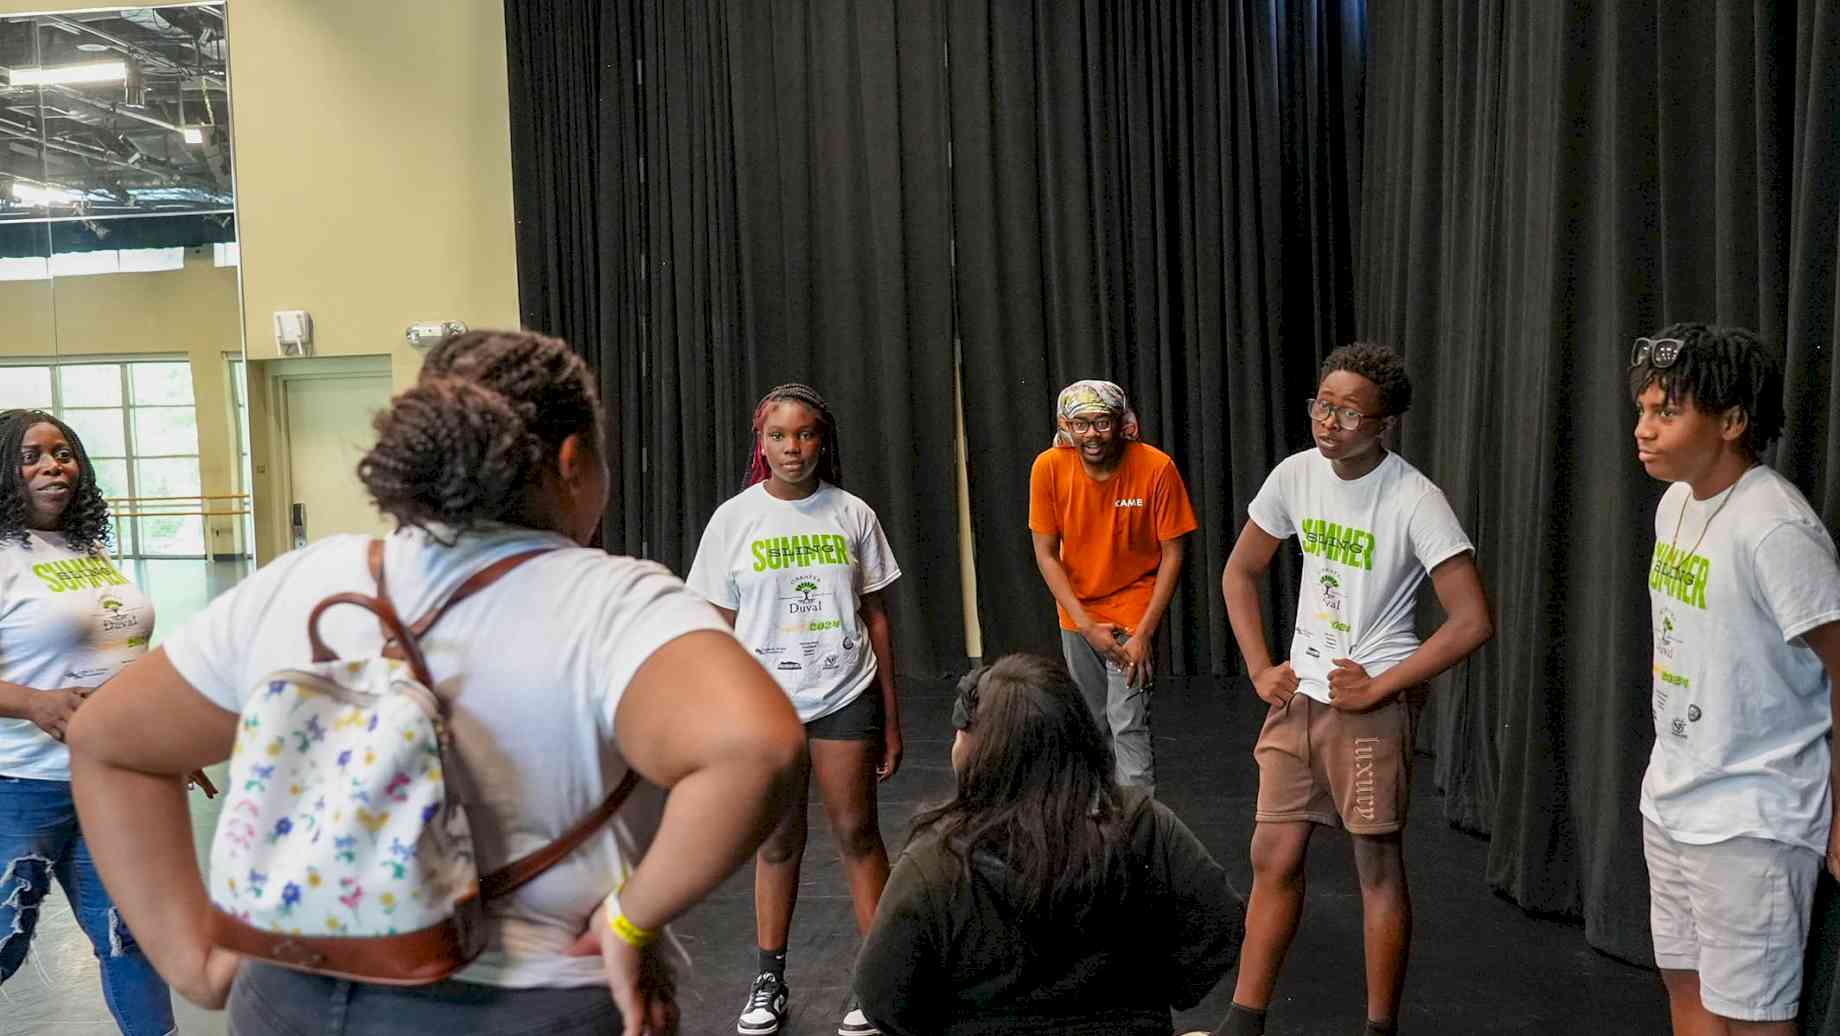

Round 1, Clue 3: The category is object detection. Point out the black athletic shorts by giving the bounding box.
[804,690,884,741]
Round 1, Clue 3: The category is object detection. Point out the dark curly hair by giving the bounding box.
[357,329,602,535]
[1628,322,1784,458]
[0,409,112,553]
[744,383,843,488]
[1320,341,1413,417]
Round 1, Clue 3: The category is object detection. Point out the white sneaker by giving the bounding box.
[737,971,789,1035]
[837,993,880,1035]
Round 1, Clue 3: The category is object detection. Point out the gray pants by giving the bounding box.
[229,962,620,1035]
[1060,629,1154,792]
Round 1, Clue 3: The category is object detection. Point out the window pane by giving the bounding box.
[50,250,120,277]
[90,458,129,503]
[117,248,185,274]
[60,364,123,407]
[131,362,195,406]
[133,407,199,456]
[135,457,201,498]
[0,367,53,409]
[0,257,50,282]
[62,408,127,458]
[137,516,204,557]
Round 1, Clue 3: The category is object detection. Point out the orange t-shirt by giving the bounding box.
[1028,441,1198,631]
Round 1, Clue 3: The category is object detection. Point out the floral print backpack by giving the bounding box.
[205,540,639,984]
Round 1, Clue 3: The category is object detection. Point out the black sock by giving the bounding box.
[1214,1002,1267,1036]
[1363,1020,1397,1035]
[758,947,787,979]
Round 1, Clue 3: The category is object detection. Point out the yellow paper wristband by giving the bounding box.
[607,910,658,949]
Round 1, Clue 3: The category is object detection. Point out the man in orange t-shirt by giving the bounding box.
[1029,380,1198,791]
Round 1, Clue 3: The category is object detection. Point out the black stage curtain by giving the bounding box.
[1361,4,1840,1015]
[506,0,966,673]
[508,0,1360,676]
[948,0,1365,673]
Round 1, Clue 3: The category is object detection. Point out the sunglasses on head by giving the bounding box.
[1630,337,1685,369]
[952,665,990,732]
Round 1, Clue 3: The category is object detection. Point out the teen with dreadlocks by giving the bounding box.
[687,384,904,1036]
[1628,324,1840,1035]
[0,408,175,1034]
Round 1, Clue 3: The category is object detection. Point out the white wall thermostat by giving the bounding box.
[274,310,313,356]
[406,321,467,350]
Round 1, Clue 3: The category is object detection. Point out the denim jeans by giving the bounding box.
[0,775,175,1036]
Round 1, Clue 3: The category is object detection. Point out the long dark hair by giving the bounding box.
[0,409,112,553]
[357,329,602,535]
[911,654,1125,925]
[744,383,843,488]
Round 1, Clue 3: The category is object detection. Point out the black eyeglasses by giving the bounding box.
[1630,337,1685,369]
[1065,416,1116,435]
[952,665,989,731]
[1304,398,1375,431]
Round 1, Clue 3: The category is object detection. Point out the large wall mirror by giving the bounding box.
[1,2,244,637]
[2,4,241,1029]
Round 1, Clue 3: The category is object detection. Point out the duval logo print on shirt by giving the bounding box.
[31,555,131,593]
[1300,518,1375,571]
[782,575,826,614]
[750,533,854,572]
[1318,572,1345,617]
[1313,572,1350,654]
[1655,608,1682,662]
[99,594,144,633]
[1648,542,1709,609]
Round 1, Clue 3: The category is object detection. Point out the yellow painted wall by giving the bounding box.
[226,0,522,376]
[3,0,522,561]
[225,0,521,557]
[0,253,246,554]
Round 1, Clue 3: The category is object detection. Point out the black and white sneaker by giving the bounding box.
[837,993,880,1036]
[737,971,790,1035]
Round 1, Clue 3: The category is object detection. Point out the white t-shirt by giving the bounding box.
[1248,449,1475,703]
[685,482,900,722]
[0,531,154,781]
[1639,465,1840,852]
[162,525,731,988]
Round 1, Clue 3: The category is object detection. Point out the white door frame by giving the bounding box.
[266,356,392,554]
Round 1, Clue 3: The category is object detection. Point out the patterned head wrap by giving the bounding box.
[1052,380,1140,447]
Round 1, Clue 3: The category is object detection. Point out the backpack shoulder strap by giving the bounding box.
[478,769,643,901]
[368,538,553,656]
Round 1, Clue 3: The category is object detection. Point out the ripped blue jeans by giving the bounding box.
[0,776,174,1036]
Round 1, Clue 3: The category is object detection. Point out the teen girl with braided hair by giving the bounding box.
[65,330,805,1036]
[686,384,904,1036]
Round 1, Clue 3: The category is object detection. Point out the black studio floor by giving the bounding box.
[670,674,1669,1036]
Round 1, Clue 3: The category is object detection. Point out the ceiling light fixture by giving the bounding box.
[10,181,79,207]
[8,60,129,87]
[182,126,205,144]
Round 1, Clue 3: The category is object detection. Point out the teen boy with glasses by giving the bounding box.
[1216,342,1494,1036]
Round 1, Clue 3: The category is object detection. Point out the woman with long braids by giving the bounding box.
[0,408,175,1034]
[687,384,904,1036]
[63,331,805,1035]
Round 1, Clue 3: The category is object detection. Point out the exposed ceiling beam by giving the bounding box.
[37,13,227,91]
